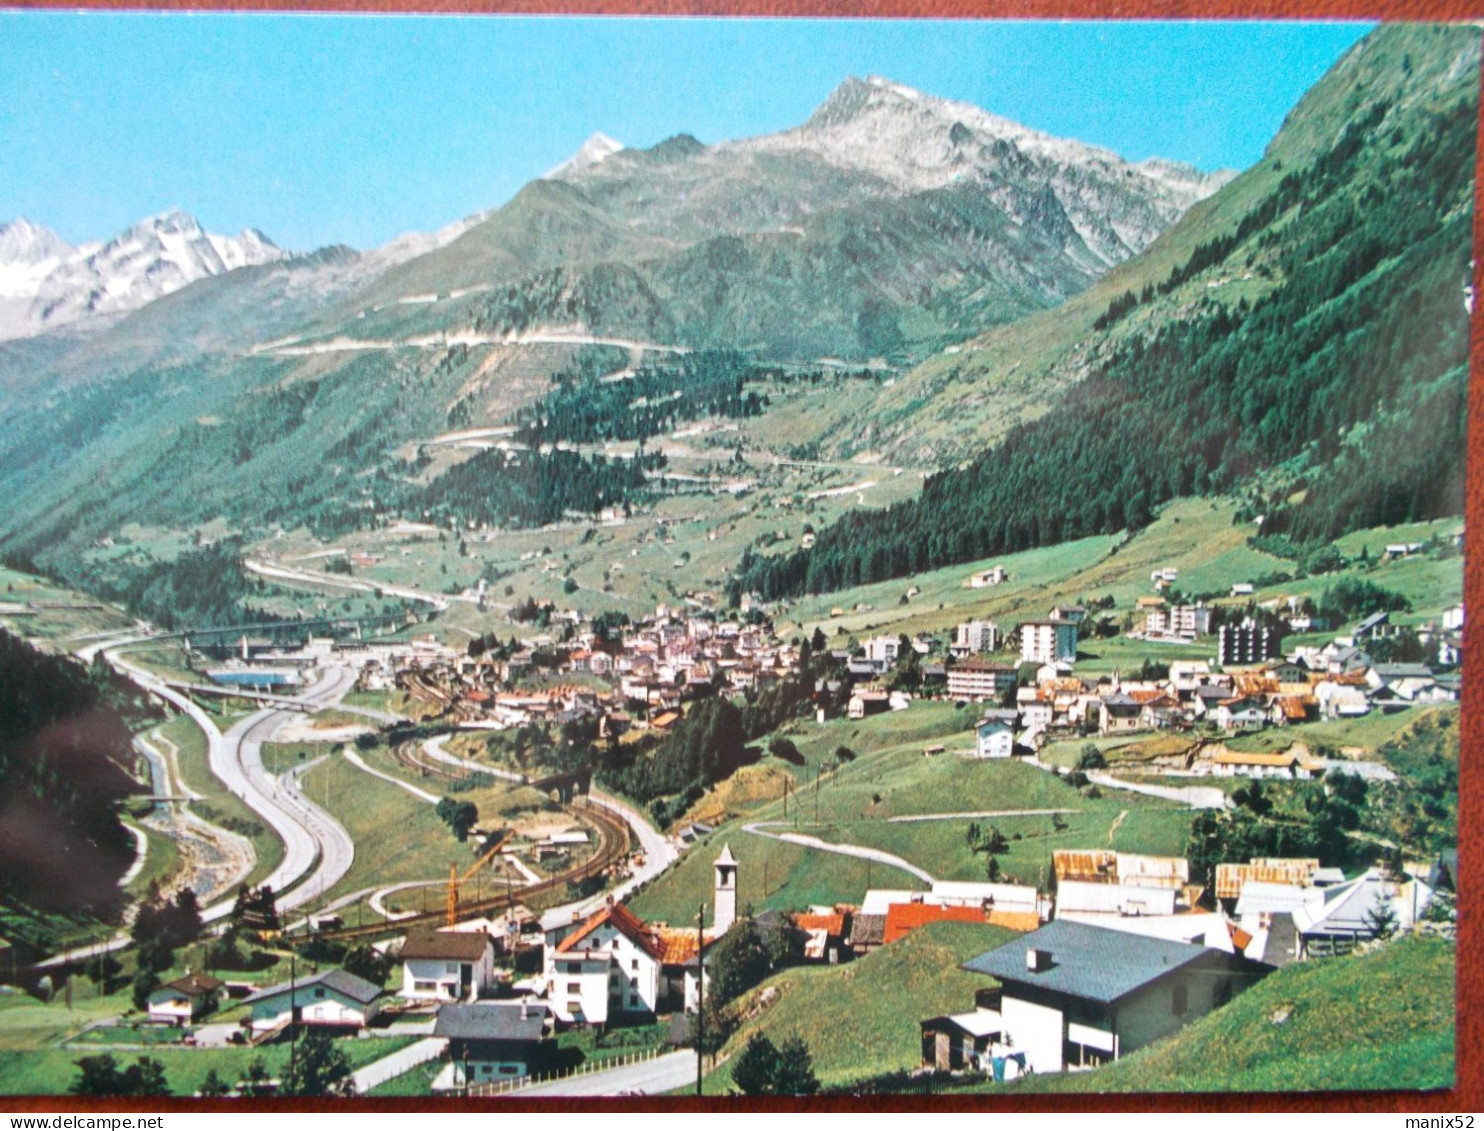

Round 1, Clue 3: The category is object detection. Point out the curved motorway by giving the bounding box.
[107,650,357,920]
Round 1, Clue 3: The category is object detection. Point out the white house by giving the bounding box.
[242,968,383,1035]
[975,717,1015,759]
[432,1002,550,1089]
[863,635,901,666]
[959,921,1269,1074]
[146,972,224,1026]
[1293,870,1433,958]
[1019,619,1078,666]
[544,850,734,1026]
[400,930,497,1002]
[969,566,1007,588]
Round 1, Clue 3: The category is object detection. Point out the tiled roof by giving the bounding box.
[962,920,1211,1004]
[791,911,845,936]
[883,903,986,944]
[556,902,665,960]
[243,967,382,1007]
[161,972,224,996]
[400,930,492,962]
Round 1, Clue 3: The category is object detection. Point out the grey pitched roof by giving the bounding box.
[960,920,1211,1004]
[242,967,382,1007]
[433,1003,546,1042]
[850,913,886,947]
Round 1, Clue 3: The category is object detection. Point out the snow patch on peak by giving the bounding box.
[546,132,626,180]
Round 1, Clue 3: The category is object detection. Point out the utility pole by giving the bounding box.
[289,948,298,1093]
[695,903,705,1097]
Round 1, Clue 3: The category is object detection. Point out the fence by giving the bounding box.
[466,1046,667,1097]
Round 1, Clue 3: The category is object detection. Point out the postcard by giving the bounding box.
[0,11,1468,1105]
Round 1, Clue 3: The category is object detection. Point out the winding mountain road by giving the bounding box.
[741,820,936,884]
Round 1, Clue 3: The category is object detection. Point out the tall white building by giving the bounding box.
[1019,619,1079,666]
[952,620,1001,657]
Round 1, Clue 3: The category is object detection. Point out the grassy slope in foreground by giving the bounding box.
[705,920,1020,1091]
[997,935,1454,1094]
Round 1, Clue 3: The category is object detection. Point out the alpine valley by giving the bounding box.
[0,22,1469,1099]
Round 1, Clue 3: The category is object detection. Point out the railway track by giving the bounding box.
[298,797,632,944]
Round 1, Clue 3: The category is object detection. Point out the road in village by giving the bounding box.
[516,1050,700,1097]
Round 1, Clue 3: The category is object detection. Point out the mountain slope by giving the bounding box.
[732,23,1478,601]
[308,76,1228,364]
[0,72,1234,578]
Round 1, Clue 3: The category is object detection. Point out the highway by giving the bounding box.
[103,650,358,920]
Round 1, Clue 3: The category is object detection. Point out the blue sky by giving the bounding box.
[0,15,1371,251]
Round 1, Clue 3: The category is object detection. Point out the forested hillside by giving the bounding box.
[731,25,1477,602]
[0,630,148,916]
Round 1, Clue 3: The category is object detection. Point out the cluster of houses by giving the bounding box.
[390,604,802,732]
[918,847,1445,1078]
[139,832,1449,1091]
[842,596,1466,766]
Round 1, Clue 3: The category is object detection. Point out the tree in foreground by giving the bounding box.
[731,1033,783,1095]
[730,1032,820,1096]
[70,1055,172,1097]
[283,1030,355,1097]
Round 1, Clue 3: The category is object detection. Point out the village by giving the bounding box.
[67,547,1457,1097]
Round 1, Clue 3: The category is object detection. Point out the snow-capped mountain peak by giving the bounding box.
[0,219,77,302]
[546,132,625,180]
[0,210,285,340]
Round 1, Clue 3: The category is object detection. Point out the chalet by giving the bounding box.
[432,1002,550,1089]
[1316,681,1371,720]
[1049,605,1088,626]
[1139,694,1187,730]
[1097,692,1143,735]
[791,910,851,964]
[848,688,891,720]
[968,566,1007,588]
[1212,696,1269,732]
[1293,869,1434,958]
[147,972,224,1026]
[400,930,497,1002]
[1270,696,1315,726]
[1352,611,1391,641]
[1206,750,1322,779]
[959,920,1270,1074]
[242,968,383,1035]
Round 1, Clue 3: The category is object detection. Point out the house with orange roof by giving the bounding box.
[542,848,737,1025]
[884,903,988,945]
[544,901,670,1025]
[790,909,851,963]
